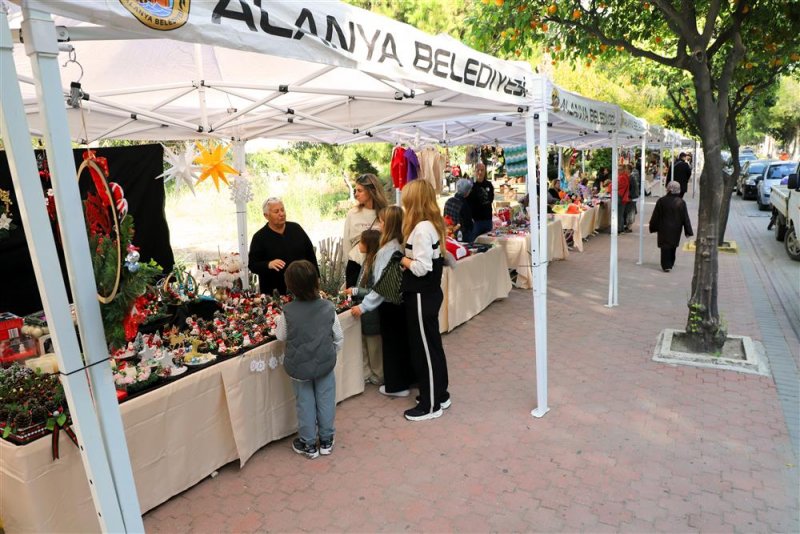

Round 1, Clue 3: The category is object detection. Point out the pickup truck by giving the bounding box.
[771,162,800,261]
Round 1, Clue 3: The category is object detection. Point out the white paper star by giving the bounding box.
[0,213,11,231]
[156,143,199,195]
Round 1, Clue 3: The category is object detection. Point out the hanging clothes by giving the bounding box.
[418,146,446,193]
[504,145,528,177]
[404,148,420,184]
[391,146,407,190]
[465,145,480,165]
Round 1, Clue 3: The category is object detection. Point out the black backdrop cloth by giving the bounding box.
[0,144,174,316]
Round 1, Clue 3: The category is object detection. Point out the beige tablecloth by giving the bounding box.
[0,312,363,533]
[553,205,598,252]
[475,220,568,289]
[595,200,611,230]
[438,246,512,333]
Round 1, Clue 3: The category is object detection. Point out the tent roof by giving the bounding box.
[8,0,688,149]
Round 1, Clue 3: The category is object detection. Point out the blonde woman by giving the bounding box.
[342,173,388,287]
[399,180,451,422]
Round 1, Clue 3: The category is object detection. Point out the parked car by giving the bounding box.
[724,151,758,183]
[770,162,800,260]
[757,161,798,211]
[737,159,771,199]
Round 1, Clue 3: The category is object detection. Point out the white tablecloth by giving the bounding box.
[438,246,512,332]
[475,220,568,289]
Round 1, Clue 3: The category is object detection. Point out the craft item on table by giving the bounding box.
[445,237,470,261]
[193,141,238,191]
[112,342,138,360]
[113,361,158,394]
[0,188,17,241]
[157,143,199,195]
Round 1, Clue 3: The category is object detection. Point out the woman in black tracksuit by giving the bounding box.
[399,180,451,422]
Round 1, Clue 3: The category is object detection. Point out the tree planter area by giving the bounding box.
[653,328,769,377]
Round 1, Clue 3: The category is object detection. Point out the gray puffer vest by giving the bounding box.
[283,299,337,381]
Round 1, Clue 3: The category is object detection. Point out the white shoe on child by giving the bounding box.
[379,385,410,397]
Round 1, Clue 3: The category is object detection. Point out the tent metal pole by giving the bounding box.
[18,6,143,532]
[233,140,250,290]
[1,9,125,532]
[531,110,550,418]
[607,131,619,308]
[670,137,675,197]
[194,44,209,132]
[581,149,585,174]
[557,147,562,185]
[638,135,647,265]
[658,144,663,198]
[93,82,193,98]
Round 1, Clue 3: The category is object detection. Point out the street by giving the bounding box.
[728,191,800,367]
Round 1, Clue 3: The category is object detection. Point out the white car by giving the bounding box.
[757,161,797,211]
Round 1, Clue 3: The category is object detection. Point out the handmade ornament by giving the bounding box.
[157,143,199,194]
[109,182,128,220]
[229,174,254,205]
[0,189,17,240]
[194,141,238,191]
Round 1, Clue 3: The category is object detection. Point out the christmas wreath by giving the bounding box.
[78,151,162,348]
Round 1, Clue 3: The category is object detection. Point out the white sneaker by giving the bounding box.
[379,385,410,397]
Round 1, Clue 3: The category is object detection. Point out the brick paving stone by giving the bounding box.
[143,195,799,533]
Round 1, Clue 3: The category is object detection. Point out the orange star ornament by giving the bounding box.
[194,141,238,191]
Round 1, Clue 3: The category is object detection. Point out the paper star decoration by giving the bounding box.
[0,213,11,231]
[193,141,239,191]
[156,143,200,195]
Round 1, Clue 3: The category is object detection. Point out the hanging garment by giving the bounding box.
[391,146,407,190]
[404,148,420,184]
[418,146,446,193]
[504,145,528,177]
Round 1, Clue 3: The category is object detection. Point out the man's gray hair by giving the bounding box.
[262,196,282,213]
[456,178,473,196]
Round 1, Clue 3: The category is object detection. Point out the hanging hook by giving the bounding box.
[62,48,84,83]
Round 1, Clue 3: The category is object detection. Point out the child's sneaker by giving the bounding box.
[292,438,319,459]
[319,437,335,455]
[404,405,443,422]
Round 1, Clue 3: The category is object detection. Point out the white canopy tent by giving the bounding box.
[1,1,689,530]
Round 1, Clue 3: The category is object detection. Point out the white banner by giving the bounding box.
[549,85,620,130]
[25,0,534,105]
[620,110,648,135]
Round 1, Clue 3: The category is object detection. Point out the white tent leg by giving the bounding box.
[531,111,549,418]
[233,140,249,289]
[658,146,664,197]
[637,136,646,265]
[581,149,585,174]
[557,147,562,185]
[607,132,619,308]
[16,6,143,532]
[670,139,675,196]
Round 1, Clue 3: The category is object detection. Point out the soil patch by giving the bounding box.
[670,332,746,360]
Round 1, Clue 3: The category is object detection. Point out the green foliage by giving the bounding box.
[349,153,379,177]
[346,0,471,39]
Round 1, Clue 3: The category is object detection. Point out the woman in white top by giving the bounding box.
[398,180,451,422]
[350,206,415,397]
[342,174,387,287]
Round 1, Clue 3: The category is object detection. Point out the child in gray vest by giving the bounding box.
[275,260,343,459]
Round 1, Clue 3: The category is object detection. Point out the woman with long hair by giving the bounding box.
[399,180,450,421]
[342,173,388,287]
[349,206,415,396]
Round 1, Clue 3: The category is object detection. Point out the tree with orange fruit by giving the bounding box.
[467,1,800,352]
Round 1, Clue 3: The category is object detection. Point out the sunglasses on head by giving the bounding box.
[356,175,375,187]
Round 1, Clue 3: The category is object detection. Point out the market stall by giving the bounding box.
[0,311,363,533]
[552,204,599,252]
[475,220,568,290]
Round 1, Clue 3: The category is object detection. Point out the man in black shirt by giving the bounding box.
[248,198,318,295]
[468,163,495,238]
[672,153,692,198]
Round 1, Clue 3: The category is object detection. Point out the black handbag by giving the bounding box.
[372,257,403,305]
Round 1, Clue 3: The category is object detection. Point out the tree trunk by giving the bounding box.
[685,68,728,353]
[718,117,740,244]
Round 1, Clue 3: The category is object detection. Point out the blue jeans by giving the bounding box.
[292,369,336,446]
[473,219,493,239]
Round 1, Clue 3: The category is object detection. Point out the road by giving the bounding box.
[729,191,800,365]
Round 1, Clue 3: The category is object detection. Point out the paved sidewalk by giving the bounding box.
[145,196,799,533]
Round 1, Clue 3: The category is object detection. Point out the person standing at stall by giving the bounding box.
[276,260,343,459]
[649,181,694,272]
[468,163,494,238]
[349,206,415,397]
[672,153,692,198]
[399,180,451,422]
[342,174,388,287]
[248,197,318,295]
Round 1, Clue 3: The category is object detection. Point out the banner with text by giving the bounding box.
[27,0,535,106]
